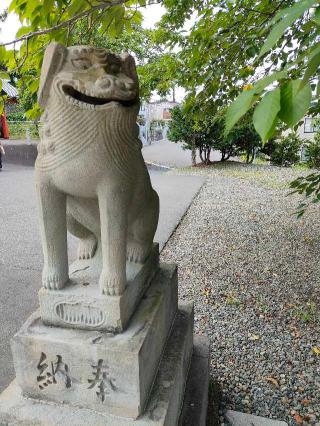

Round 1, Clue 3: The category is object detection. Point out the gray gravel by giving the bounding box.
[160,163,320,426]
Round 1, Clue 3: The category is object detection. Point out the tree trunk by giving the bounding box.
[207,148,211,164]
[199,146,205,163]
[248,150,255,164]
[191,138,196,166]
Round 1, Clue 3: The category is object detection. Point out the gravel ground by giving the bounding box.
[160,162,320,426]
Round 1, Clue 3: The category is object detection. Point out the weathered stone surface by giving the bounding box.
[225,410,289,426]
[179,335,210,426]
[12,265,178,419]
[39,244,159,332]
[1,304,195,426]
[36,43,159,296]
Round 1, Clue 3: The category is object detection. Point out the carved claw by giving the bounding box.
[77,236,98,260]
[99,271,126,296]
[42,268,69,290]
[126,242,150,264]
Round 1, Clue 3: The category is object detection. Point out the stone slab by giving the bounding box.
[0,304,195,426]
[225,410,288,426]
[12,264,178,419]
[39,243,159,333]
[179,335,210,426]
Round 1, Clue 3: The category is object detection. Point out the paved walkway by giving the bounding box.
[142,139,222,168]
[0,163,205,392]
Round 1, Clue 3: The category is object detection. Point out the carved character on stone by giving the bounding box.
[88,359,117,402]
[36,43,159,296]
[37,352,72,390]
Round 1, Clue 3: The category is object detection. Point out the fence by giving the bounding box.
[7,121,41,141]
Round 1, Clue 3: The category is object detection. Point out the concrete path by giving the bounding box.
[142,139,222,168]
[0,163,205,392]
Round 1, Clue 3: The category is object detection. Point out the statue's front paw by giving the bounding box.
[99,270,126,296]
[77,236,97,260]
[42,268,69,290]
[127,241,150,263]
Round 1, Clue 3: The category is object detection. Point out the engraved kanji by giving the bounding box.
[37,352,72,390]
[88,359,117,402]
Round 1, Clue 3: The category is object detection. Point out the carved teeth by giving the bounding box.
[56,303,104,327]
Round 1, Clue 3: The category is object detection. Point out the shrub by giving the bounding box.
[229,119,261,163]
[306,135,320,169]
[8,122,39,139]
[6,111,26,121]
[270,132,301,167]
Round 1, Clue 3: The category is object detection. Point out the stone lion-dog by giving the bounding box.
[36,43,159,296]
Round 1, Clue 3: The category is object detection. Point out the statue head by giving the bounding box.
[38,43,139,111]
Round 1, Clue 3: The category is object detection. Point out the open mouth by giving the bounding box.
[63,85,137,107]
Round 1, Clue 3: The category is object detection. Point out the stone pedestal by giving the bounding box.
[0,263,210,425]
[39,244,159,333]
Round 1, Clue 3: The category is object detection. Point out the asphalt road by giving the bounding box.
[0,163,205,392]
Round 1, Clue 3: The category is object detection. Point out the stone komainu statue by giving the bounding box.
[36,43,159,296]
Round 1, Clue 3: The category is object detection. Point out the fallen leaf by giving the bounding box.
[249,334,260,341]
[294,413,303,424]
[312,346,320,356]
[301,399,311,406]
[265,377,279,387]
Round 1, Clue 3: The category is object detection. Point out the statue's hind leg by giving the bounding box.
[127,189,159,263]
[67,212,98,260]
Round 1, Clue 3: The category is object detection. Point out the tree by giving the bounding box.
[167,106,200,166]
[168,106,225,165]
[0,1,179,118]
[168,106,260,165]
[155,0,320,213]
[222,0,320,214]
[156,1,302,116]
[228,114,261,164]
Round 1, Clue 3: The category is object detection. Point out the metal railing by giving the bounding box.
[7,121,41,142]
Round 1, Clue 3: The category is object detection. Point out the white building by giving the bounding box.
[138,100,180,145]
[297,116,318,142]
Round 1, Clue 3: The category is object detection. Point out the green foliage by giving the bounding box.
[168,106,217,164]
[270,132,302,167]
[290,173,320,217]
[229,114,262,164]
[253,89,280,143]
[306,130,320,169]
[0,9,8,23]
[7,121,39,139]
[168,105,262,164]
[224,1,319,141]
[0,0,177,117]
[6,111,26,121]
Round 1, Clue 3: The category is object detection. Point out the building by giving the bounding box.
[0,79,18,139]
[138,100,180,145]
[297,116,318,142]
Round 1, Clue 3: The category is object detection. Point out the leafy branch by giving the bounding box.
[0,0,159,47]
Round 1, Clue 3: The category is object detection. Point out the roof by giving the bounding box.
[1,79,18,98]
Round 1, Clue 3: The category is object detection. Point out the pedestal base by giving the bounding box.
[12,265,178,419]
[0,325,209,426]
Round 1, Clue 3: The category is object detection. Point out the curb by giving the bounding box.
[145,161,173,171]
